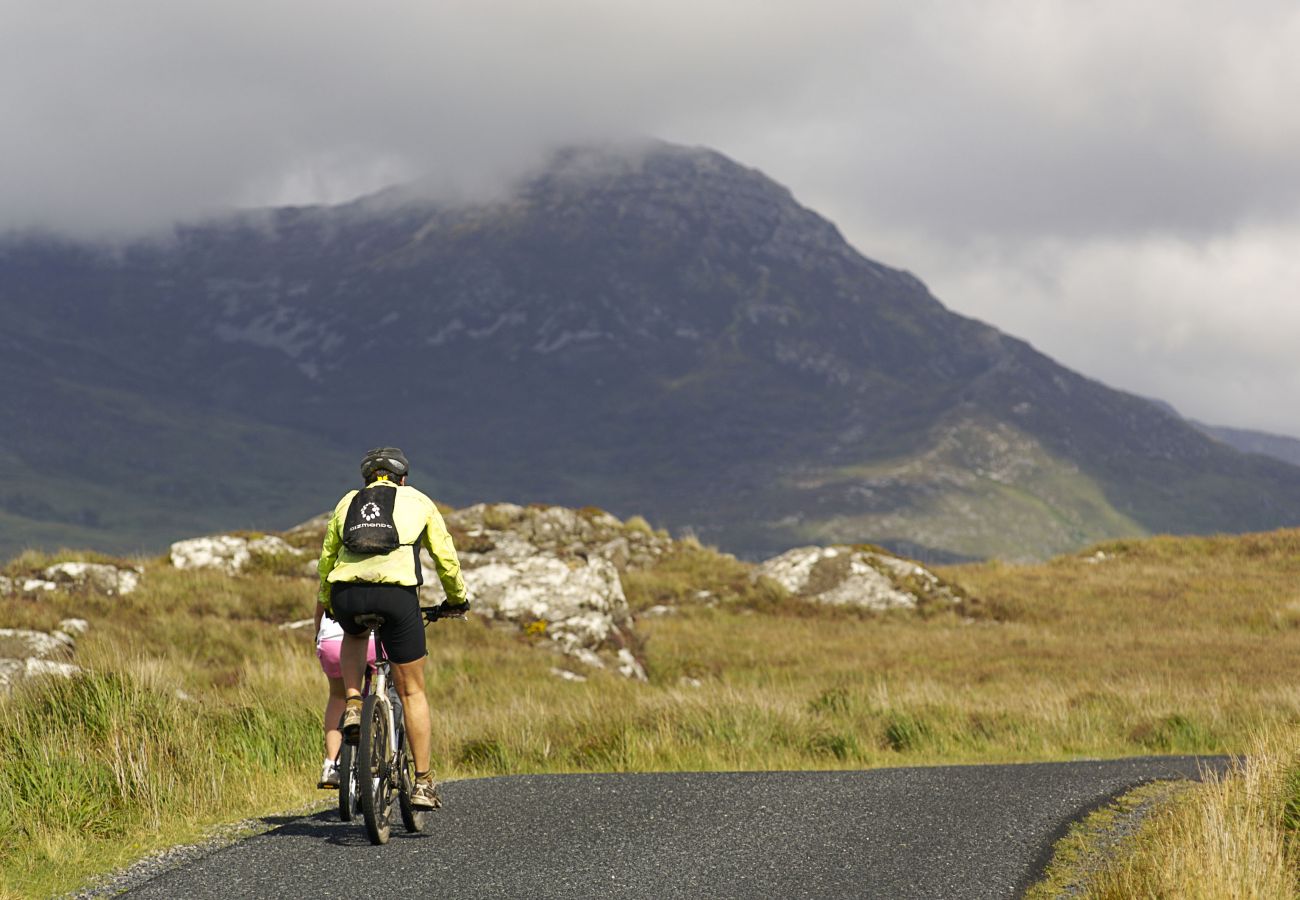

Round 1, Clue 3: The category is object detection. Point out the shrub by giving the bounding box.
[624,515,654,535]
[457,737,512,773]
[1131,714,1214,753]
[808,730,860,761]
[809,687,852,715]
[883,713,930,752]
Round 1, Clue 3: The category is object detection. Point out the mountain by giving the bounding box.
[1191,422,1300,468]
[5,140,1300,562]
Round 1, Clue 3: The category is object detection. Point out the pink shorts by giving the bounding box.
[316,636,378,679]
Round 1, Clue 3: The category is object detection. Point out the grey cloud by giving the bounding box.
[5,0,1300,436]
[1,0,839,234]
[5,1,1299,239]
[864,226,1300,437]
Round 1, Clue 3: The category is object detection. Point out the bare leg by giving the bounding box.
[339,633,368,700]
[323,676,346,760]
[391,656,431,774]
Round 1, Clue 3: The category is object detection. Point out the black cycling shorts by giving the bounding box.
[329,582,426,664]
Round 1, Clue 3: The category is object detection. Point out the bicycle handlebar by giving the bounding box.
[420,605,468,624]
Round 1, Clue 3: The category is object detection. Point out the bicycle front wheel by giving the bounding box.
[357,694,393,845]
[337,741,358,822]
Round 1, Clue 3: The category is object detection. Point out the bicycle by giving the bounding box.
[338,604,463,845]
[337,720,360,822]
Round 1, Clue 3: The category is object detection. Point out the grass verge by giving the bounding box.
[1053,727,1300,898]
[1027,780,1195,898]
[6,528,1300,895]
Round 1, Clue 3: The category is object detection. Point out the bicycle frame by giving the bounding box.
[363,641,403,777]
[340,604,463,844]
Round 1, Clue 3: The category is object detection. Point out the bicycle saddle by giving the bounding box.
[354,613,387,629]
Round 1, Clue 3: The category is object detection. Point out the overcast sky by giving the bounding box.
[5,1,1300,435]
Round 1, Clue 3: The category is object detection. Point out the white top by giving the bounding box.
[317,615,345,643]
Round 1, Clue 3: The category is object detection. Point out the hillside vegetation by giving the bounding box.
[9,142,1300,561]
[4,520,1300,896]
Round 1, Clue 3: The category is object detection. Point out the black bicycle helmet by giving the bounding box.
[360,446,410,482]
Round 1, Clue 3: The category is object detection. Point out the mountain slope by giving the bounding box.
[4,141,1300,560]
[1191,421,1300,468]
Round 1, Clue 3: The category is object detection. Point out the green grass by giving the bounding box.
[1026,780,1193,898]
[620,538,791,612]
[8,527,1300,895]
[0,654,320,898]
[1032,727,1300,897]
[799,416,1149,561]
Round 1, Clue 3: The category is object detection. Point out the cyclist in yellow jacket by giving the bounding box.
[317,446,469,808]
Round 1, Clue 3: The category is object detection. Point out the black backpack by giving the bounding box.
[342,484,400,554]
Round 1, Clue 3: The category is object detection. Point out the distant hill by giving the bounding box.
[5,140,1300,561]
[1190,422,1300,468]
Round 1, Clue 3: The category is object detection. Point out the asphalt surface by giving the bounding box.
[122,756,1229,899]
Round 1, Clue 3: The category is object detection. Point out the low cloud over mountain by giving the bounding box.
[5,142,1300,561]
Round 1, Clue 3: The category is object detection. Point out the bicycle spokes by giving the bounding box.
[357,694,393,844]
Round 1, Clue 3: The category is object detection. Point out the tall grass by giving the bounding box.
[1052,726,1300,897]
[0,653,319,898]
[6,529,1300,895]
[0,560,323,899]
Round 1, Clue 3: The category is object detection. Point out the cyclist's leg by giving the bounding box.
[323,675,346,760]
[339,633,370,700]
[316,636,348,759]
[391,659,431,774]
[331,584,372,702]
[372,586,431,776]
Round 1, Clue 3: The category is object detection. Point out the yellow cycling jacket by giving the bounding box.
[317,481,467,610]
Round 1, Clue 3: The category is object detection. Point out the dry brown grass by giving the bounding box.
[1058,726,1300,898]
[6,528,1300,896]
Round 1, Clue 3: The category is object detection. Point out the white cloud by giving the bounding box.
[3,0,1300,434]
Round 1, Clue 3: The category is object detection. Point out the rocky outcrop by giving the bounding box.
[0,628,73,660]
[445,503,673,570]
[0,575,58,595]
[756,545,965,612]
[1,562,140,596]
[443,504,653,679]
[283,503,656,678]
[286,513,331,537]
[170,534,303,574]
[42,561,141,595]
[0,619,87,693]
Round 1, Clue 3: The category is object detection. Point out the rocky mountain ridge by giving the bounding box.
[4,140,1300,560]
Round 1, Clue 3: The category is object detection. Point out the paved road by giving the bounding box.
[123,756,1227,899]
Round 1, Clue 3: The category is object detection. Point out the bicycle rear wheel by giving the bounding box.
[357,694,393,845]
[337,741,358,821]
[397,727,429,834]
